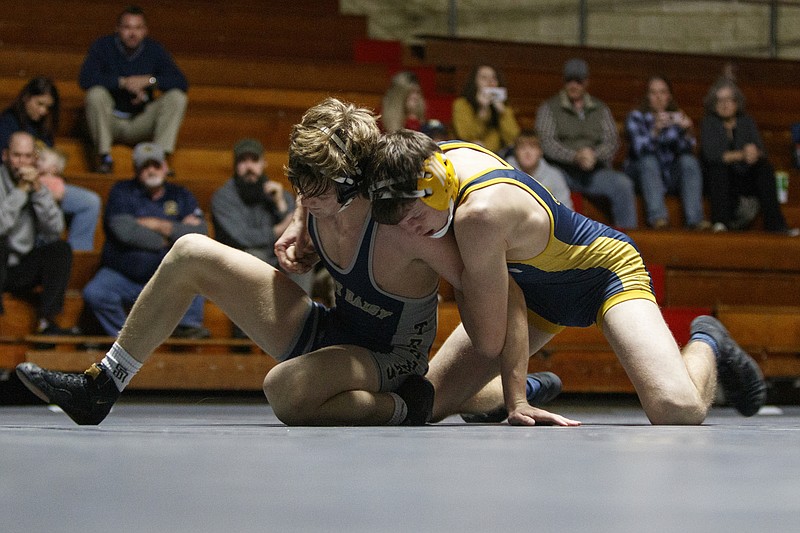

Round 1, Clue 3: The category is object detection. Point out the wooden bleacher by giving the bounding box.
[1,2,799,395]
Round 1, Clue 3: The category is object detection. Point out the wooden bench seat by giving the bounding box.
[57,140,291,186]
[715,304,800,379]
[0,78,384,151]
[420,35,800,88]
[715,305,800,353]
[0,48,391,94]
[0,15,368,62]
[630,229,800,307]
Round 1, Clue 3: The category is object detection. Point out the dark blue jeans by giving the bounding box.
[82,266,205,336]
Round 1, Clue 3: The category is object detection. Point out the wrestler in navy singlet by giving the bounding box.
[441,141,655,331]
[284,211,438,388]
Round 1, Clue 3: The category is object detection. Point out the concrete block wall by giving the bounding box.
[341,0,800,60]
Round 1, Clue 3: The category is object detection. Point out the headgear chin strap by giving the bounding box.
[315,125,362,209]
[428,200,454,238]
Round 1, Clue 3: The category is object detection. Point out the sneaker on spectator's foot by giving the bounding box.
[34,322,81,349]
[461,371,563,423]
[171,325,211,339]
[651,218,669,230]
[37,323,81,336]
[771,227,800,237]
[690,315,766,417]
[96,154,113,174]
[396,374,434,426]
[15,362,120,425]
[689,220,713,231]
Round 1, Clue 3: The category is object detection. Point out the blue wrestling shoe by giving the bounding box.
[460,371,562,423]
[396,374,435,425]
[16,362,120,425]
[690,316,766,417]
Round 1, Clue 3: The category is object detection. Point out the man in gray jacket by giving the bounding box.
[211,139,294,269]
[211,138,311,343]
[0,131,75,334]
[536,58,638,229]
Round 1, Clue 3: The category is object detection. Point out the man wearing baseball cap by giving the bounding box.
[82,142,210,339]
[211,138,311,346]
[535,58,638,229]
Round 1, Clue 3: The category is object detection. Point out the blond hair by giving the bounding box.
[286,97,380,198]
[381,71,426,133]
[36,145,67,175]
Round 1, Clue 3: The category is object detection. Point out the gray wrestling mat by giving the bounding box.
[2,396,799,533]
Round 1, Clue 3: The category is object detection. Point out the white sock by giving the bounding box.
[99,343,143,391]
[385,393,408,426]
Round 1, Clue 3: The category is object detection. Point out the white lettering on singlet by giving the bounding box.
[333,280,394,319]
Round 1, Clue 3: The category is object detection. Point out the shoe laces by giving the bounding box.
[46,368,87,389]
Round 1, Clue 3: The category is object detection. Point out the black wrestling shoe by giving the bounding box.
[396,374,435,426]
[690,315,766,417]
[461,371,563,423]
[15,362,120,425]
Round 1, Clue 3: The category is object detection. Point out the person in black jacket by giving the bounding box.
[700,78,797,235]
[79,5,188,174]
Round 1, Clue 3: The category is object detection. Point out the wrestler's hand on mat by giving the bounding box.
[507,404,581,427]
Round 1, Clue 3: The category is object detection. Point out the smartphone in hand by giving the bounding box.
[483,87,508,103]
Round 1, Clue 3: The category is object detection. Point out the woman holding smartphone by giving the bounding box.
[625,75,709,230]
[452,64,520,154]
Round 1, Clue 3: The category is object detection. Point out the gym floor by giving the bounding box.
[2,395,799,533]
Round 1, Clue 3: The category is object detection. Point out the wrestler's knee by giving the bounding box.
[161,234,217,274]
[263,363,311,425]
[169,233,211,259]
[641,390,708,425]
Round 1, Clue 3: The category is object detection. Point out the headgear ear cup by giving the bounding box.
[419,152,458,212]
[315,125,361,207]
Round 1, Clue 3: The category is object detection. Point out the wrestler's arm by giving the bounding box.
[499,276,534,422]
[450,193,532,421]
[501,281,580,426]
[452,199,511,358]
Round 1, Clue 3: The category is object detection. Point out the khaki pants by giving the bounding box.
[84,86,187,155]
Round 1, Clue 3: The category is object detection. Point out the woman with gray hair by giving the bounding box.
[700,77,797,235]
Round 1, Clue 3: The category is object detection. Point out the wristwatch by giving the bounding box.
[149,76,157,86]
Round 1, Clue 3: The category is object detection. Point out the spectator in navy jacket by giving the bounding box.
[82,142,210,338]
[79,5,188,174]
